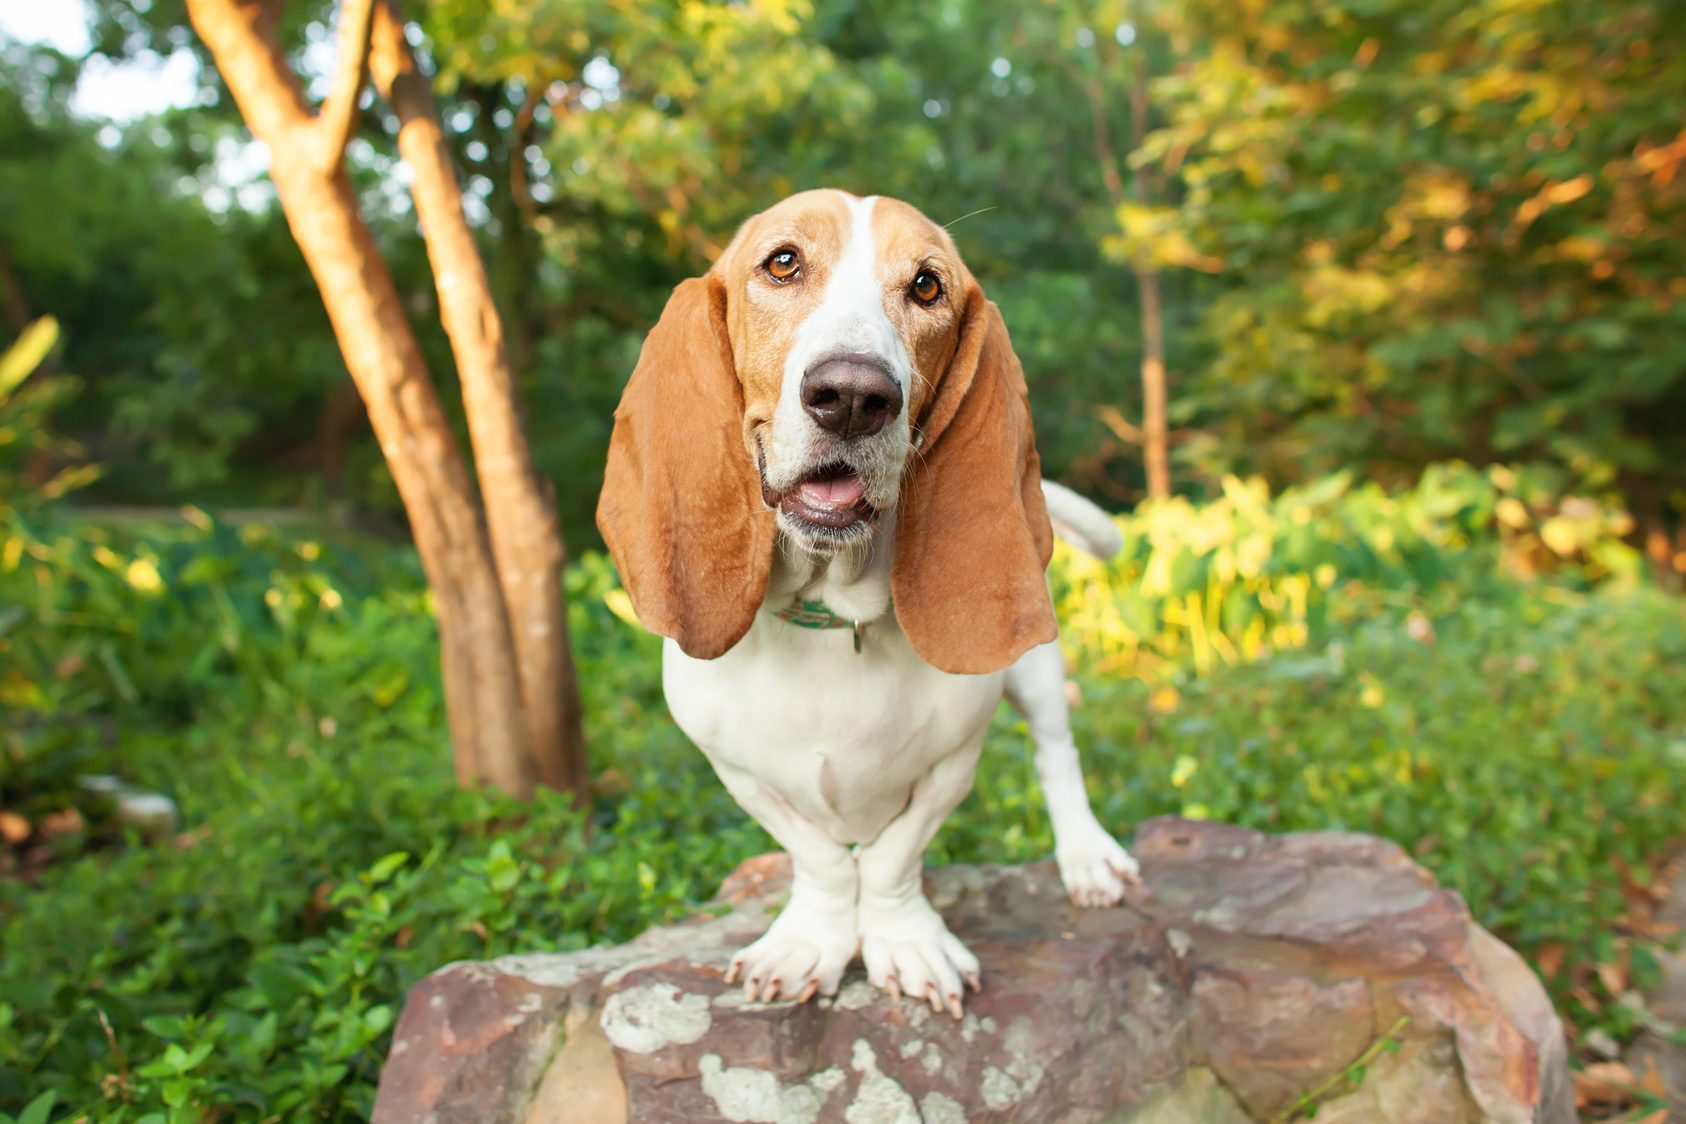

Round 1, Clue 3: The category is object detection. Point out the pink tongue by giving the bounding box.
[799,473,864,507]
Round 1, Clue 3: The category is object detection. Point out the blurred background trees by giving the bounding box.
[1,0,1681,559]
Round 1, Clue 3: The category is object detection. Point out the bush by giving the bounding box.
[0,469,1680,1119]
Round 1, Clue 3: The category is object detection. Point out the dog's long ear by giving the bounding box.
[597,276,776,659]
[892,290,1057,675]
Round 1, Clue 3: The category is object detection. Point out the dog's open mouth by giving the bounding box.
[774,461,872,531]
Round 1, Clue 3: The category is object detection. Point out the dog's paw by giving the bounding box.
[724,905,857,1004]
[1056,819,1142,908]
[859,895,980,1019]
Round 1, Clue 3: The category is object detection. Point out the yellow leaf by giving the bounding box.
[1150,685,1181,714]
[604,588,642,628]
[1495,497,1531,529]
[1539,516,1580,557]
[125,558,163,594]
[1170,754,1198,788]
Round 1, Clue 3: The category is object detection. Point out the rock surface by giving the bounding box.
[1625,850,1686,1117]
[372,817,1573,1123]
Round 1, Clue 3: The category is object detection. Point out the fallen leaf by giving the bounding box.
[1638,1055,1666,1096]
[41,808,84,836]
[1572,1062,1638,1109]
[0,811,30,844]
[1535,942,1567,981]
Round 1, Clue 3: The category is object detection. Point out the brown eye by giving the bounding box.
[911,270,942,304]
[766,249,801,282]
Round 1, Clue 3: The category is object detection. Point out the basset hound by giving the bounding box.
[597,189,1140,1019]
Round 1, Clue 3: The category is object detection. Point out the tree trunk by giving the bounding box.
[368,5,586,798]
[0,243,32,336]
[315,377,365,489]
[185,0,582,800]
[1084,53,1172,502]
[1128,69,1171,501]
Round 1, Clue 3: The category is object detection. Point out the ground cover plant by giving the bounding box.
[1,466,1682,1120]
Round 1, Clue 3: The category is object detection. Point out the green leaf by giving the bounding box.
[363,1004,394,1036]
[142,1014,188,1038]
[162,1076,194,1107]
[365,852,410,885]
[15,1090,56,1124]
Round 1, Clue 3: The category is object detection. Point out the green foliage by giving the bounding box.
[1144,0,1686,508]
[2,473,1681,1118]
[12,0,1683,534]
[0,35,403,515]
[0,318,96,520]
[0,512,756,1119]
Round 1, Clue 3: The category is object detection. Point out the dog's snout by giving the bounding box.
[800,355,903,440]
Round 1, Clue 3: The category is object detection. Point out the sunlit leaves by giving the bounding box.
[1143,0,1686,499]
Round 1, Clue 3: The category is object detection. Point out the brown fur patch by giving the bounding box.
[597,190,1055,673]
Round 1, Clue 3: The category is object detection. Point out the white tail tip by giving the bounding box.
[1040,479,1123,560]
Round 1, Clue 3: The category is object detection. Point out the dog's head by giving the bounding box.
[597,190,1055,674]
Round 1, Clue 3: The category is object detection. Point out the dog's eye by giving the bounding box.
[911,270,942,305]
[766,249,802,282]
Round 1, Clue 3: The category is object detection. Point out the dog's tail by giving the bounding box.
[1040,479,1123,561]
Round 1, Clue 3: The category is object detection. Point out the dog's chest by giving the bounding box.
[662,616,1003,845]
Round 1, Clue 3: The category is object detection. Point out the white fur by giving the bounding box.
[1041,478,1125,560]
[762,195,915,536]
[665,516,1138,1016]
[662,191,1137,1016]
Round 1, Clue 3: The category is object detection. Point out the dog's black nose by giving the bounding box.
[800,355,902,440]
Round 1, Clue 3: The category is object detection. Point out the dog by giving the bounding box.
[597,189,1139,1018]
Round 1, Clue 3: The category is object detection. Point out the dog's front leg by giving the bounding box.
[711,759,859,1004]
[854,744,985,1019]
[1005,640,1141,907]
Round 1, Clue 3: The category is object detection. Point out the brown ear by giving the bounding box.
[596,276,776,659]
[893,292,1057,675]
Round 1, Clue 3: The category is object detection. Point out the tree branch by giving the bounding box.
[316,0,376,168]
[1097,404,1194,448]
[1082,76,1127,209]
[509,85,544,225]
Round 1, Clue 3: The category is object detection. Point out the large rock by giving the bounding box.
[372,817,1572,1123]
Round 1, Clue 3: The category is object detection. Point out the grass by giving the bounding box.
[0,469,1682,1120]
